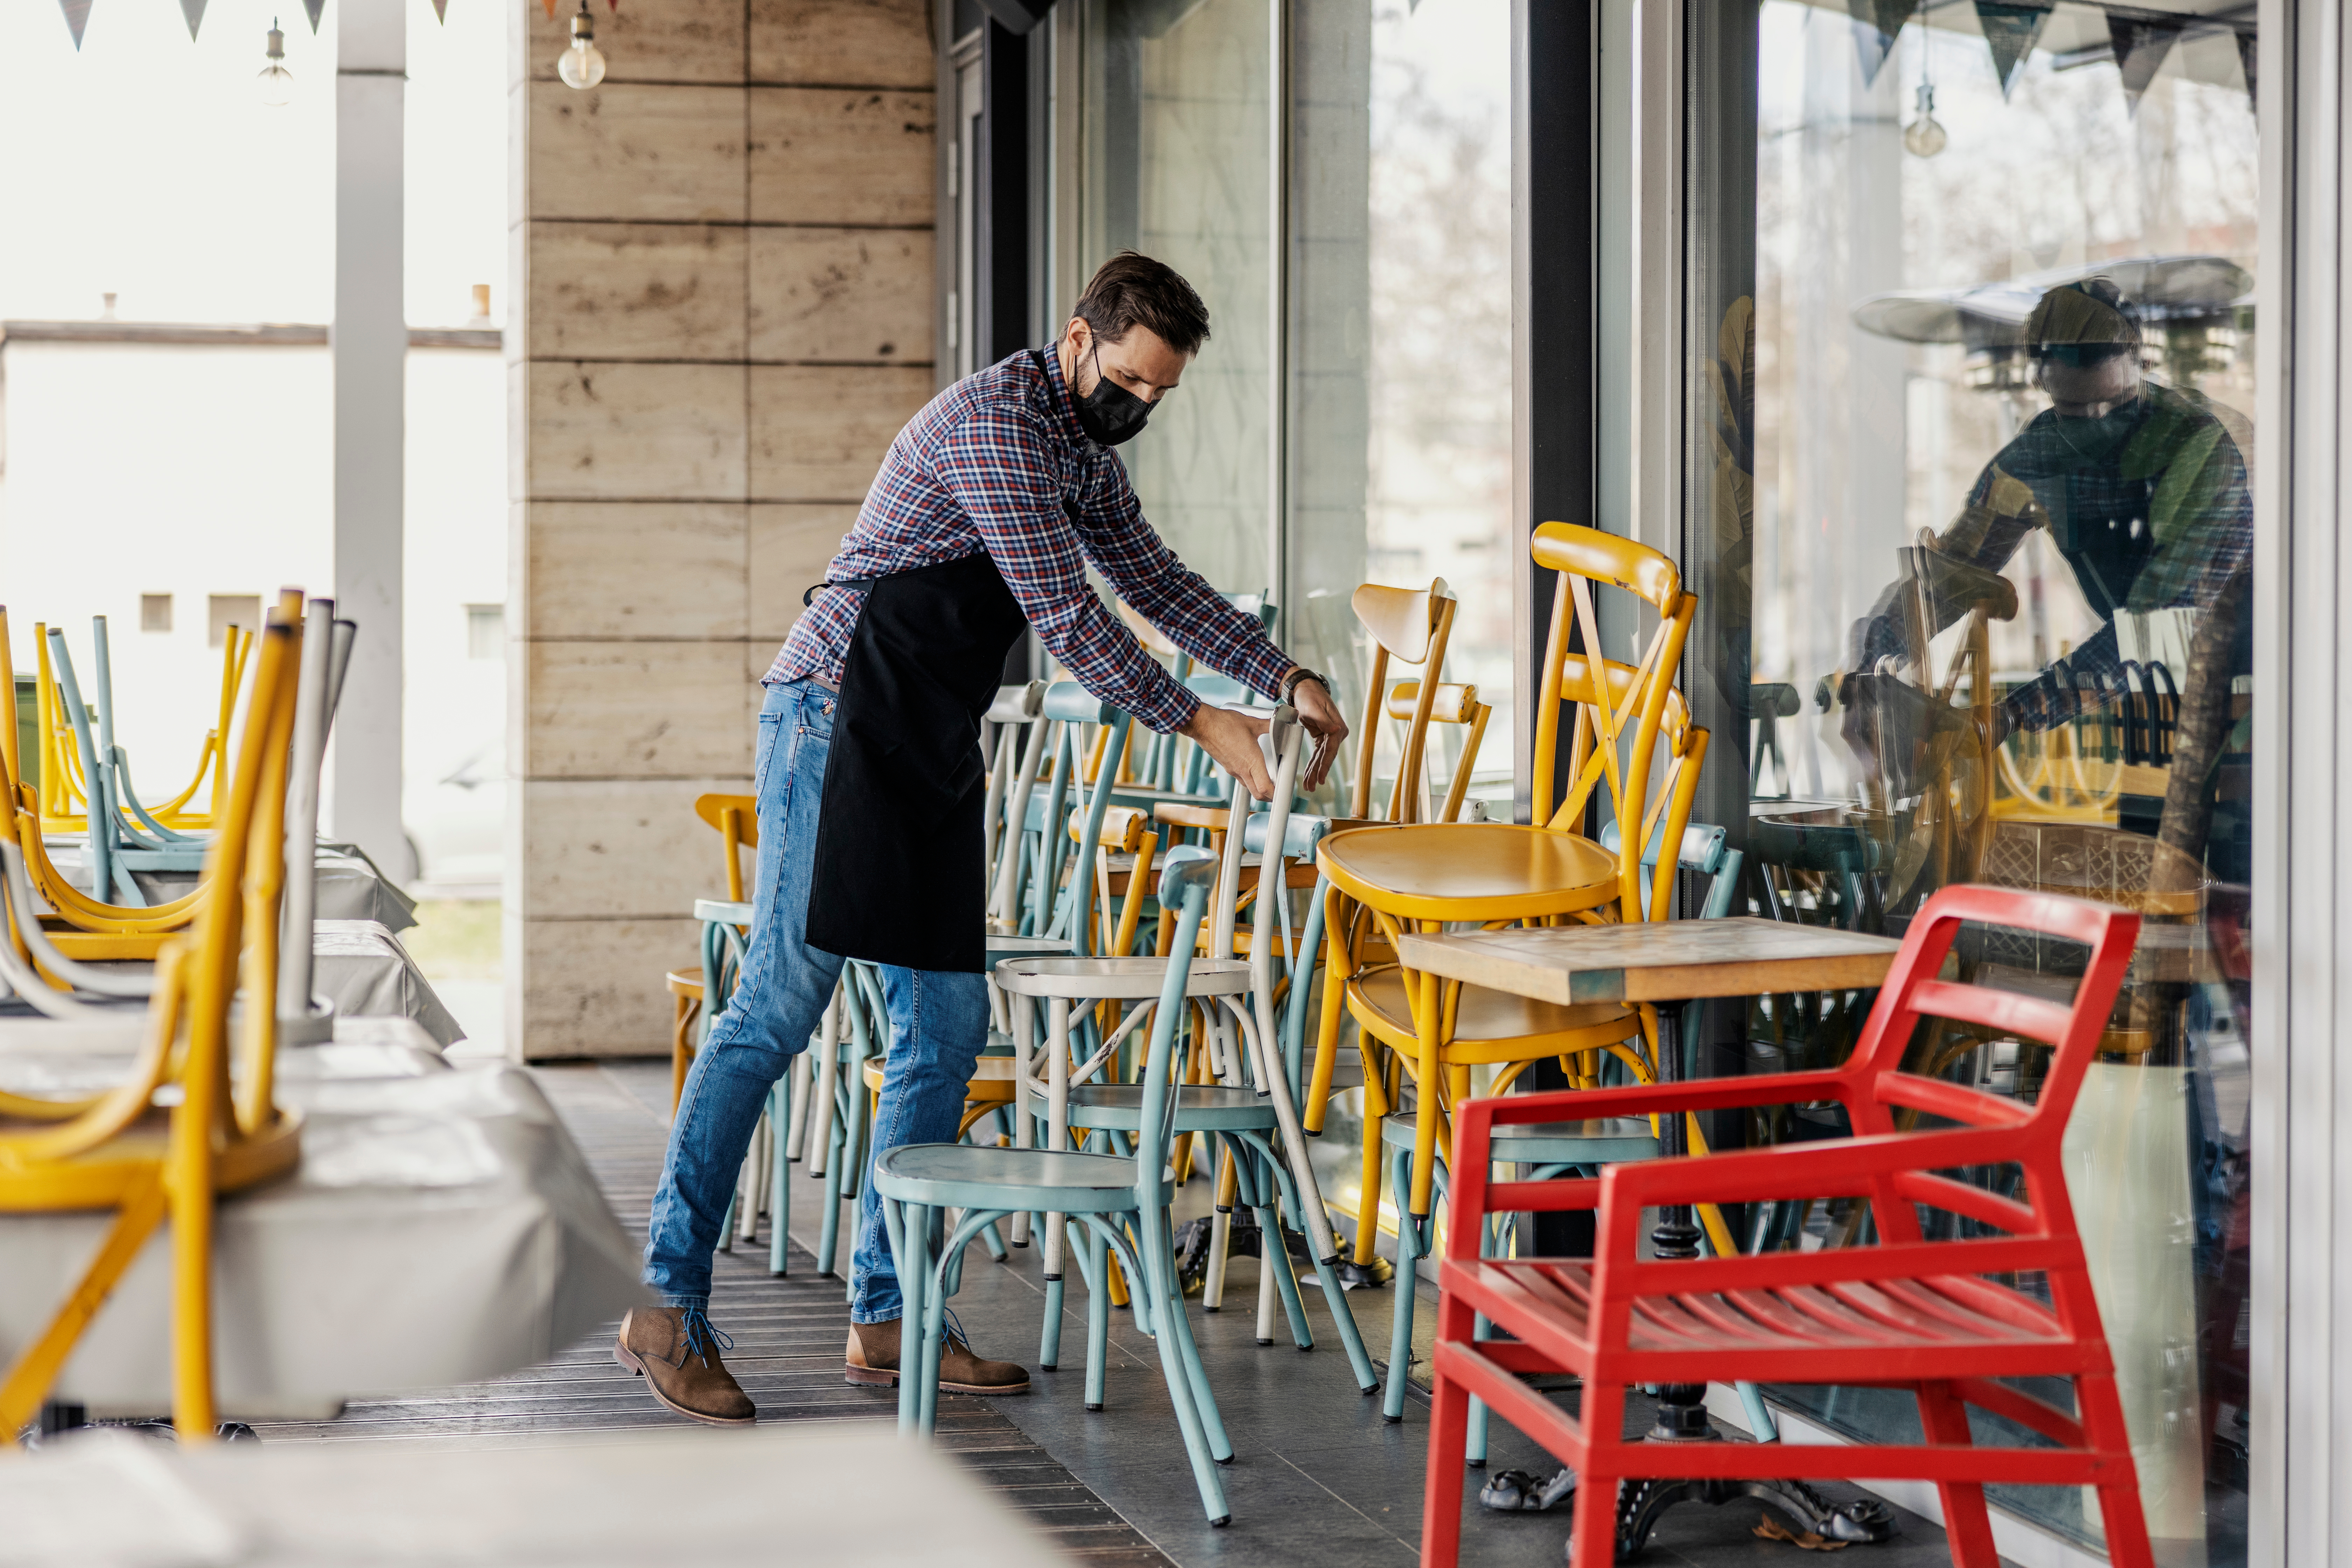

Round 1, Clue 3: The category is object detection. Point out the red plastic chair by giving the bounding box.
[1421,884,2153,1568]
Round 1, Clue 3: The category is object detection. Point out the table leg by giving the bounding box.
[1612,1001,1896,1558]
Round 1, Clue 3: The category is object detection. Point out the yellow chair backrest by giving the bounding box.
[1349,579,1457,824]
[1529,523,1696,920]
[1381,680,1491,825]
[693,793,758,903]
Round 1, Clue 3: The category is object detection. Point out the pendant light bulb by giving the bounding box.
[257,19,294,107]
[1904,83,1946,158]
[557,0,607,90]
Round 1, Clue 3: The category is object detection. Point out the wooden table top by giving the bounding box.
[1395,917,1904,1004]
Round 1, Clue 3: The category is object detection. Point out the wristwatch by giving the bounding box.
[1278,666,1330,705]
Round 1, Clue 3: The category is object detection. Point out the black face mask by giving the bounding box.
[1074,343,1153,447]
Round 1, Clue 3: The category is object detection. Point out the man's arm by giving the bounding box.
[1068,461,1294,699]
[1070,455,1350,789]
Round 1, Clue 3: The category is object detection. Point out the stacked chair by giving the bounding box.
[881,710,1374,1526]
[0,604,315,1440]
[1310,525,1709,1417]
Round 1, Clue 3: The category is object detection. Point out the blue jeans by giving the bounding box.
[643,678,991,1324]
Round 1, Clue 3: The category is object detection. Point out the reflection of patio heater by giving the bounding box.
[1851,253,2254,404]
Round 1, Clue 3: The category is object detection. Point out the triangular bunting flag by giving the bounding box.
[1846,0,1915,88]
[2107,17,2181,108]
[2237,30,2257,112]
[302,0,324,32]
[430,0,446,20]
[541,0,555,19]
[57,0,91,49]
[1973,2,2052,100]
[178,0,206,38]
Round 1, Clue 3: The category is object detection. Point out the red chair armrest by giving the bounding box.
[1592,1126,2029,1253]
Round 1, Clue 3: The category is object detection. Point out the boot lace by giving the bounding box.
[680,1307,735,1365]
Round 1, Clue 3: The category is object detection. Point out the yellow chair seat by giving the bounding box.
[862,1054,1018,1105]
[1346,966,1638,1063]
[1317,823,1620,922]
[0,1109,302,1212]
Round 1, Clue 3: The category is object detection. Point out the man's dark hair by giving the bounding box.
[1074,251,1211,356]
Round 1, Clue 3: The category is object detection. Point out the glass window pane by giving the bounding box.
[1074,0,1273,600]
[1687,6,2257,1560]
[1289,0,1513,817]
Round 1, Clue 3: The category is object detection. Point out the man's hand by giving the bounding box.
[1286,673,1349,792]
[1178,702,1275,800]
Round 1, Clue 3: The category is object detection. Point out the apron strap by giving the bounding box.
[803,578,877,608]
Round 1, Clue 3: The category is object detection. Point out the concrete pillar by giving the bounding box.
[510,0,936,1057]
[332,0,410,878]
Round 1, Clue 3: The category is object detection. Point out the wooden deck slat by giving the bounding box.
[248,1063,1174,1568]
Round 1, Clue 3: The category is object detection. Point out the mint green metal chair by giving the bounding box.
[877,847,1238,1524]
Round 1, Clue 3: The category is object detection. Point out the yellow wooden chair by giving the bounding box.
[0,612,306,1442]
[1346,579,1458,824]
[1310,523,1698,1262]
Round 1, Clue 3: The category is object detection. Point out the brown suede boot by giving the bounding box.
[615,1307,756,1426]
[846,1316,1031,1395]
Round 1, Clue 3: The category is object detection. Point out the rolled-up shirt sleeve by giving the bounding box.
[933,409,1203,733]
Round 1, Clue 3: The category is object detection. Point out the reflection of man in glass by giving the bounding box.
[1848,276,2252,765]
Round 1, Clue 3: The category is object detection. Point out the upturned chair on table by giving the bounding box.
[0,610,310,1441]
[0,595,352,970]
[1421,884,2157,1568]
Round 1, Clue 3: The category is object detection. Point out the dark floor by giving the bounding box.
[261,1060,2006,1567]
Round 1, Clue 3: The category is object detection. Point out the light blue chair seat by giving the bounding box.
[1379,1110,1659,1164]
[873,1144,1173,1213]
[1061,1083,1280,1133]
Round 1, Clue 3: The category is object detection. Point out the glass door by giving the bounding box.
[1682,4,2257,1561]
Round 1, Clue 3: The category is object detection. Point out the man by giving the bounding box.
[1842,276,2251,790]
[614,251,1350,1424]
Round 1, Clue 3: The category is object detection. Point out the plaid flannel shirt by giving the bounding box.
[766,345,1294,734]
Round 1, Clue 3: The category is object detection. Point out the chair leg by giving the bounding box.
[1136,1210,1232,1524]
[1084,1220,1111,1411]
[1040,1274,1066,1370]
[1143,1204,1234,1465]
[1420,1354,1474,1568]
[891,1199,925,1433]
[768,1079,791,1276]
[1916,1380,2000,1567]
[816,1113,847,1277]
[918,1213,951,1435]
[1465,1310,1492,1465]
[1567,1380,1624,1568]
[1352,1056,1392,1267]
[1253,1200,1313,1349]
[1383,1143,1423,1422]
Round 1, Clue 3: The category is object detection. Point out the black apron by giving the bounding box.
[803,551,1031,973]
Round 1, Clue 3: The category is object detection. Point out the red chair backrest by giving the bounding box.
[1837,883,2138,1246]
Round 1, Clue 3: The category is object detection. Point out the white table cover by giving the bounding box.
[0,1025,646,1418]
[0,1424,1042,1568]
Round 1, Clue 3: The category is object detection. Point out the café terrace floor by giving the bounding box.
[252,1060,1999,1568]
